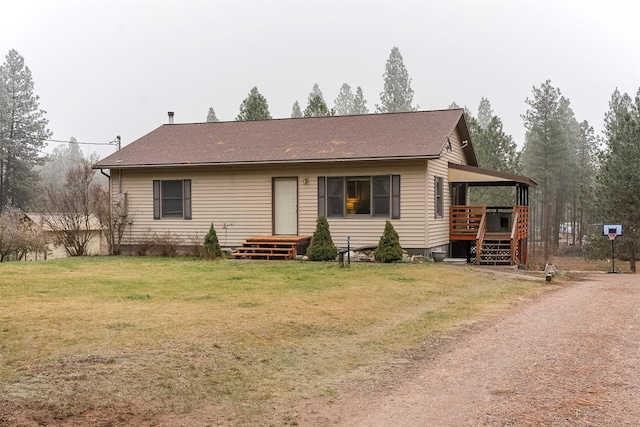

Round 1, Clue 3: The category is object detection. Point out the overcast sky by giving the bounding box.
[2,0,639,160]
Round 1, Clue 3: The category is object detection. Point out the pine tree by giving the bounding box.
[596,87,640,272]
[467,112,519,206]
[334,83,355,116]
[308,83,324,104]
[477,97,494,130]
[374,220,403,263]
[304,95,332,118]
[376,47,416,113]
[306,216,338,261]
[206,107,219,122]
[353,86,369,114]
[202,223,223,259]
[236,87,272,121]
[521,80,573,262]
[291,100,303,118]
[40,137,84,190]
[0,49,51,211]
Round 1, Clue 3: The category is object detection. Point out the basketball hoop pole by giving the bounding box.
[604,224,622,273]
[609,234,617,274]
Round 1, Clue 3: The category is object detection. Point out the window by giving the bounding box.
[434,176,443,218]
[153,179,192,220]
[318,175,400,219]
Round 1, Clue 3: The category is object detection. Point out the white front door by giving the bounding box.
[273,178,298,235]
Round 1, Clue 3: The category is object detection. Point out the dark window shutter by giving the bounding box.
[317,176,326,217]
[153,180,161,220]
[391,175,400,219]
[183,179,192,220]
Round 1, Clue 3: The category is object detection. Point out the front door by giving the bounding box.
[273,178,298,235]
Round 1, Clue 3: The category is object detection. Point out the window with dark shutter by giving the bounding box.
[153,179,192,220]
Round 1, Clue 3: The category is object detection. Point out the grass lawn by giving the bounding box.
[0,257,552,425]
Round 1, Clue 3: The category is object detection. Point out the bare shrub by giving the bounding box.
[154,231,179,257]
[135,229,157,256]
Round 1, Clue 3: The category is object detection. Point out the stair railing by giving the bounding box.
[475,211,487,265]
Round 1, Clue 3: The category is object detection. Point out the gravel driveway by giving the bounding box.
[304,273,640,426]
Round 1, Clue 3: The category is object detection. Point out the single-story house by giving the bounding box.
[24,213,108,259]
[94,109,537,264]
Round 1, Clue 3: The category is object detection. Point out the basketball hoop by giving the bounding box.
[608,231,617,241]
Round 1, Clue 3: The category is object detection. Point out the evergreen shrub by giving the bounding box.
[307,216,338,261]
[374,220,403,263]
[202,223,223,259]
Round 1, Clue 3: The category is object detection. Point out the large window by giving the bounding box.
[318,175,400,219]
[153,179,192,220]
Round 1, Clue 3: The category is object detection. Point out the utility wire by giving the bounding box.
[7,133,119,146]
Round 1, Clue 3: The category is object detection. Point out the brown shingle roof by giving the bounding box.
[95,109,475,168]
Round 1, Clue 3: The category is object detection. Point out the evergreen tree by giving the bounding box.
[352,86,369,114]
[334,83,355,116]
[206,107,220,122]
[596,87,640,272]
[291,100,303,118]
[467,111,519,206]
[521,80,573,262]
[308,83,324,104]
[306,216,338,261]
[0,49,51,211]
[374,220,403,263]
[477,97,494,130]
[40,137,84,190]
[304,95,332,118]
[571,119,599,246]
[202,223,223,259]
[236,86,272,121]
[376,47,416,113]
[448,101,461,109]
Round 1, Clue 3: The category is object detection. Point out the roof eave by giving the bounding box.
[93,154,442,170]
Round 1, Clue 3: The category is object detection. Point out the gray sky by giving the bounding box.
[2,0,639,160]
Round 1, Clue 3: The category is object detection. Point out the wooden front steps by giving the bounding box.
[479,233,512,265]
[233,236,311,260]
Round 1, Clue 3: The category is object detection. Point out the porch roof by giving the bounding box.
[448,163,538,188]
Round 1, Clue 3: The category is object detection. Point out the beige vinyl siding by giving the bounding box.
[425,129,468,249]
[115,160,430,250]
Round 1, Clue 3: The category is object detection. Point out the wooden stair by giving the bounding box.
[233,236,311,260]
[479,233,512,265]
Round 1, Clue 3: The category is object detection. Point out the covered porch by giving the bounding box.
[448,163,537,266]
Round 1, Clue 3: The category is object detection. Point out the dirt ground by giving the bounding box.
[2,272,639,426]
[295,272,640,426]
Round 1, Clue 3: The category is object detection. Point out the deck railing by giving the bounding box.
[450,206,487,240]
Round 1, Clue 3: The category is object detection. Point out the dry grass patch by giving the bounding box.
[0,257,554,425]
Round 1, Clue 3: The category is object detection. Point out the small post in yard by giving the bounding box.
[347,235,351,267]
[603,224,623,274]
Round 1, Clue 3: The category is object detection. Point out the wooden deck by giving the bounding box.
[450,206,529,266]
[233,236,312,260]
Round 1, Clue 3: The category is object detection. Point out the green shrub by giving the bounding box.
[307,216,338,261]
[374,220,403,263]
[202,223,223,259]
